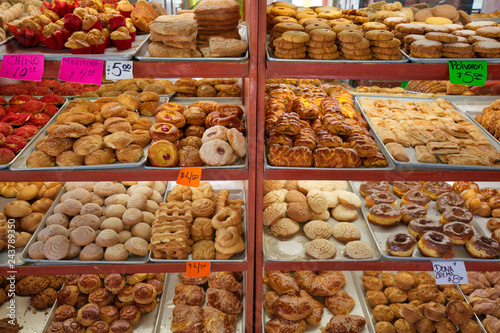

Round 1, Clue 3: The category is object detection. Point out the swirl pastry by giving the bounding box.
[77,303,101,326]
[190,217,214,242]
[271,218,300,238]
[54,305,77,322]
[43,235,71,260]
[70,226,96,246]
[133,283,157,304]
[78,274,101,294]
[104,274,126,294]
[192,240,216,260]
[306,239,337,259]
[191,198,216,218]
[303,220,332,239]
[214,226,246,260]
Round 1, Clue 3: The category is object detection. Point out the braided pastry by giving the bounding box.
[293,128,316,151]
[323,114,351,136]
[192,182,217,202]
[316,129,343,148]
[275,113,301,136]
[267,145,313,167]
[267,130,293,147]
[215,189,229,214]
[293,98,320,120]
[313,147,361,168]
[214,226,245,260]
[346,132,378,158]
[321,98,343,115]
[362,149,388,168]
[211,208,243,230]
[268,88,295,99]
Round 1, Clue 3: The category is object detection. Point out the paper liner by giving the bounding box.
[5,23,41,47]
[130,31,136,42]
[83,19,103,32]
[109,16,126,30]
[63,13,82,31]
[112,38,131,50]
[69,45,91,54]
[40,29,70,49]
[119,9,131,18]
[91,42,106,54]
[42,0,75,17]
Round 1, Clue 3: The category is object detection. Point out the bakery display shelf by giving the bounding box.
[352,181,498,262]
[354,95,500,171]
[262,271,375,333]
[0,290,53,331]
[0,35,150,61]
[154,272,247,333]
[402,50,500,64]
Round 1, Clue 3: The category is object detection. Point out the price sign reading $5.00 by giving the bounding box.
[449,60,487,87]
[105,61,133,80]
[58,57,103,85]
[0,54,44,81]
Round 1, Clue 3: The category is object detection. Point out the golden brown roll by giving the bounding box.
[20,212,44,233]
[78,274,101,294]
[104,274,126,294]
[104,117,132,133]
[57,285,80,306]
[104,132,134,150]
[31,197,54,213]
[100,305,119,324]
[119,305,141,325]
[54,304,77,322]
[117,285,134,303]
[185,125,205,138]
[131,118,154,131]
[79,243,104,261]
[131,129,151,148]
[101,102,128,119]
[138,101,160,116]
[55,151,85,167]
[88,288,114,307]
[109,319,132,333]
[116,144,144,163]
[37,136,74,156]
[26,150,56,168]
[133,283,157,304]
[74,135,106,156]
[84,148,117,165]
[76,303,100,326]
[87,123,108,137]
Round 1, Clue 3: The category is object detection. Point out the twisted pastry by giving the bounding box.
[215,189,229,214]
[214,226,245,260]
[211,208,242,230]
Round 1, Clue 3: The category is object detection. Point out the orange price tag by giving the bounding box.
[176,167,202,187]
[186,261,211,277]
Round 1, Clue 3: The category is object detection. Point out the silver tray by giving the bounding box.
[135,25,249,63]
[402,50,500,64]
[155,272,246,333]
[264,181,381,262]
[21,184,149,264]
[0,34,150,61]
[352,181,499,262]
[42,273,168,333]
[262,271,375,333]
[0,99,68,170]
[144,98,248,170]
[354,95,500,170]
[267,44,409,64]
[149,181,247,262]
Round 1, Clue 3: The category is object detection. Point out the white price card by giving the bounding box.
[105,61,133,80]
[432,261,469,285]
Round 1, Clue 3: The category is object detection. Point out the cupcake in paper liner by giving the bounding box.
[38,10,60,24]
[63,13,82,31]
[82,14,103,31]
[102,27,111,46]
[79,0,104,13]
[5,20,42,47]
[116,0,134,18]
[109,14,126,30]
[87,28,106,53]
[40,23,71,49]
[42,0,75,17]
[125,18,136,41]
[65,31,91,54]
[110,28,131,50]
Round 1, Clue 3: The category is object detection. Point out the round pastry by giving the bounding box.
[401,190,431,209]
[452,181,479,194]
[70,226,96,246]
[305,239,336,259]
[104,244,129,261]
[423,181,453,200]
[149,123,180,141]
[332,222,361,242]
[436,192,465,213]
[86,321,110,333]
[155,110,186,128]
[133,283,157,304]
[359,181,389,197]
[62,318,84,333]
[392,181,422,197]
[487,218,500,231]
[345,240,373,259]
[57,285,80,306]
[303,220,332,239]
[147,140,178,167]
[331,203,359,222]
[400,203,427,224]
[95,229,120,247]
[77,303,100,326]
[385,233,416,257]
[117,285,134,303]
[417,231,455,259]
[124,237,148,256]
[109,319,132,333]
[465,235,500,259]
[199,139,236,166]
[270,218,300,238]
[440,206,473,224]
[443,222,474,245]
[367,203,402,226]
[72,214,100,230]
[28,241,46,259]
[120,305,141,325]
[78,274,101,294]
[366,192,397,208]
[136,299,157,314]
[446,300,473,326]
[43,235,71,260]
[88,288,114,307]
[79,244,104,261]
[54,304,77,322]
[100,305,119,324]
[408,218,443,239]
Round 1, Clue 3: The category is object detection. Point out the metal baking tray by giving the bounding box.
[264,181,380,262]
[144,98,248,170]
[267,43,409,63]
[10,99,153,171]
[155,272,246,333]
[135,25,249,63]
[401,50,500,64]
[20,184,149,264]
[351,181,499,262]
[0,289,54,330]
[262,271,375,333]
[354,95,500,170]
[0,99,68,170]
[149,181,247,262]
[0,34,150,61]
[42,273,168,332]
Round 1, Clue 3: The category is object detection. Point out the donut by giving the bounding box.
[359,181,389,197]
[487,218,500,232]
[367,203,402,226]
[453,181,479,194]
[401,190,431,209]
[436,192,465,213]
[386,233,416,257]
[400,204,427,224]
[422,181,453,200]
[440,207,473,225]
[392,181,422,197]
[417,231,455,259]
[366,192,397,208]
[408,218,443,239]
[443,222,474,245]
[465,235,500,259]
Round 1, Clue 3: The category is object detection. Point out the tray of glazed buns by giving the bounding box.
[263,180,380,262]
[21,181,167,264]
[262,270,374,333]
[352,181,500,261]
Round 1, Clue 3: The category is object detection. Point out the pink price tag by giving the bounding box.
[58,57,103,85]
[0,54,44,81]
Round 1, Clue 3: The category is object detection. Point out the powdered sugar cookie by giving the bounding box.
[345,240,373,259]
[332,204,359,222]
[337,191,362,209]
[332,222,361,242]
[304,220,332,239]
[306,239,337,259]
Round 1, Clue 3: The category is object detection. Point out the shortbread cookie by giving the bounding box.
[329,18,352,26]
[362,22,389,31]
[341,47,371,56]
[342,53,373,60]
[275,46,308,54]
[337,29,363,43]
[271,218,300,238]
[476,26,500,38]
[465,21,497,31]
[442,42,472,53]
[365,29,394,41]
[424,24,451,33]
[345,240,373,259]
[373,53,403,60]
[453,29,476,38]
[303,220,332,239]
[332,223,361,242]
[263,202,287,226]
[300,18,327,27]
[318,10,342,20]
[274,51,306,59]
[332,204,359,222]
[307,40,336,48]
[309,29,336,42]
[425,32,458,43]
[371,47,401,55]
[473,41,500,54]
[273,37,306,49]
[282,31,309,43]
[395,23,425,35]
[337,191,362,209]
[307,190,329,213]
[370,38,401,48]
[342,38,370,49]
[332,24,361,34]
[273,16,298,25]
[273,22,305,33]
[308,52,340,60]
[305,22,331,33]
[285,190,307,204]
[307,45,338,54]
[306,239,337,259]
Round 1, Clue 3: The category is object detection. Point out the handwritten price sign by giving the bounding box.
[58,57,103,85]
[106,60,133,80]
[432,261,468,285]
[0,54,44,81]
[186,261,210,277]
[177,167,202,187]
[449,60,487,87]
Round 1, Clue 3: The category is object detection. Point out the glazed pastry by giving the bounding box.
[148,140,178,167]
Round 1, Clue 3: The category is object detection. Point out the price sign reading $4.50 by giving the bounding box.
[186,261,210,277]
[0,54,44,81]
[449,60,487,87]
[105,61,133,80]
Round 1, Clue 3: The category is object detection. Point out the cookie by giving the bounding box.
[372,53,403,60]
[274,51,306,59]
[344,15,369,23]
[403,34,426,44]
[295,11,317,21]
[286,202,312,223]
[273,22,305,33]
[270,6,296,17]
[307,40,336,48]
[411,39,444,52]
[337,191,361,209]
[473,41,500,54]
[362,22,389,31]
[477,27,500,38]
[341,47,372,56]
[299,18,327,27]
[465,21,497,31]
[329,18,353,26]
[306,190,329,213]
[443,24,463,32]
[468,35,497,43]
[476,52,500,58]
[342,9,368,17]
[309,29,336,42]
[332,222,361,242]
[337,29,363,43]
[425,32,458,43]
[342,38,370,49]
[273,16,298,25]
[383,17,410,28]
[395,23,425,34]
[442,42,473,53]
[263,202,287,226]
[370,38,401,48]
[305,239,336,259]
[281,31,309,43]
[318,10,342,20]
[365,29,395,41]
[424,24,451,33]
[371,46,400,55]
[410,50,443,58]
[273,37,306,49]
[455,36,469,43]
[271,218,300,238]
[425,17,453,25]
[275,46,308,54]
[453,30,476,38]
[226,128,246,158]
[332,24,361,34]
[342,54,373,60]
[308,52,340,60]
[305,22,331,33]
[199,139,236,166]
[345,241,373,259]
[307,45,338,54]
[442,52,475,58]
[332,204,359,222]
[303,220,332,239]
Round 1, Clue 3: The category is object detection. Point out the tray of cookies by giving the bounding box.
[263,180,380,262]
[42,273,167,333]
[352,181,500,261]
[154,272,246,333]
[9,94,167,171]
[354,95,500,170]
[21,181,168,264]
[355,270,487,333]
[149,181,247,262]
[401,50,500,64]
[0,182,63,267]
[143,98,248,170]
[262,271,374,333]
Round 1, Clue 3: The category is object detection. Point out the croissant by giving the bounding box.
[214,226,245,260]
[313,147,361,168]
[275,113,301,136]
[263,291,279,317]
[267,145,313,167]
[324,314,366,333]
[264,271,299,296]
